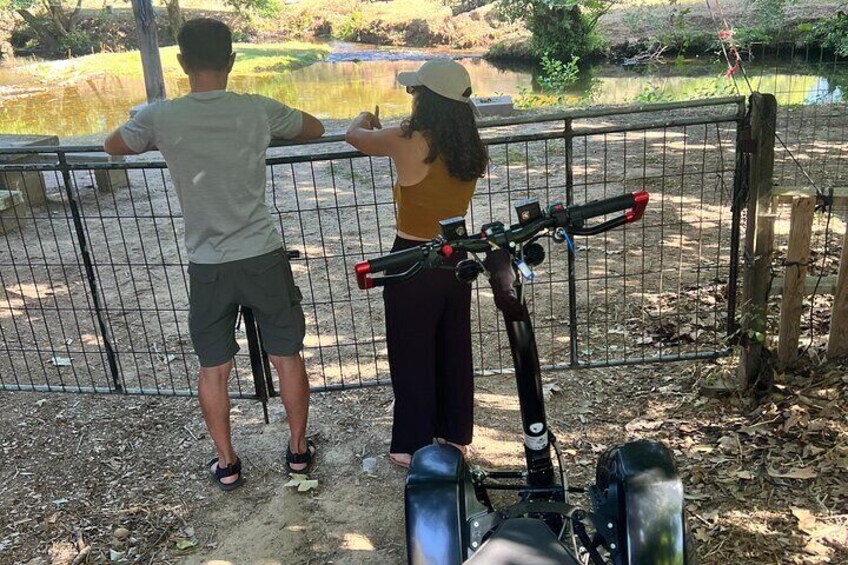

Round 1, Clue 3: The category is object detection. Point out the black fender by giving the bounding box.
[595,440,688,565]
[405,445,469,565]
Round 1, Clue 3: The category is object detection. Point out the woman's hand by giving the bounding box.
[346,105,402,157]
[354,106,382,130]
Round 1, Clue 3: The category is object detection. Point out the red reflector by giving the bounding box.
[441,244,454,258]
[626,191,649,223]
[355,261,373,290]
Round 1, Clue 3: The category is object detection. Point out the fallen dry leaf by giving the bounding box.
[285,473,319,493]
[767,467,818,480]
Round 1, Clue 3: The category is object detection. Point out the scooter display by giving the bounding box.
[354,191,694,565]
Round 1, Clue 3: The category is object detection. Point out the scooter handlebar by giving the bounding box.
[355,191,649,289]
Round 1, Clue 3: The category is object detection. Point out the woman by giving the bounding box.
[346,59,488,468]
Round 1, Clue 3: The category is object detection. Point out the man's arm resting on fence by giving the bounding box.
[290,112,325,141]
[103,130,140,155]
[105,103,157,155]
[260,96,324,142]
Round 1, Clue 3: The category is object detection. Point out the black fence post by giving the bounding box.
[57,152,123,392]
[564,118,579,367]
[241,306,271,423]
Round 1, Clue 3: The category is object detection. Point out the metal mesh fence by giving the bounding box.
[742,44,848,357]
[0,98,746,397]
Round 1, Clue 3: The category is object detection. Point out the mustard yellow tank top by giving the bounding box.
[392,158,476,239]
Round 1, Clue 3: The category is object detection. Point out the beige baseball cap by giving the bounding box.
[397,59,480,115]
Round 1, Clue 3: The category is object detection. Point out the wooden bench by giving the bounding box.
[0,134,60,209]
[64,152,130,192]
[0,189,25,235]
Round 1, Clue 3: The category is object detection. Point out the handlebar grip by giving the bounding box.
[369,246,424,273]
[354,246,425,289]
[572,193,637,220]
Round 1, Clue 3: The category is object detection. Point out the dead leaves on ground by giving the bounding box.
[655,365,848,563]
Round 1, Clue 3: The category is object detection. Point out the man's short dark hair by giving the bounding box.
[178,18,232,72]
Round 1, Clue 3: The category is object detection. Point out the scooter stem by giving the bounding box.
[504,306,555,487]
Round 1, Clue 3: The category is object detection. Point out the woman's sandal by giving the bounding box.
[286,439,317,475]
[389,453,412,469]
[208,457,245,491]
[435,438,469,457]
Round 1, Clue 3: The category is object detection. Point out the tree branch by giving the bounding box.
[68,0,83,29]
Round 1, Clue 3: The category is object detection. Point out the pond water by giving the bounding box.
[0,42,845,138]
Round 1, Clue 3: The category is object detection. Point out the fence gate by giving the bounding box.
[0,98,748,400]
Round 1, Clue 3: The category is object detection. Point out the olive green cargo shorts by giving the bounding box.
[188,248,305,367]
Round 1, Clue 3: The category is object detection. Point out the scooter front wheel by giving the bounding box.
[594,440,696,565]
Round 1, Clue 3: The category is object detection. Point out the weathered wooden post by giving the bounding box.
[777,196,815,365]
[739,93,778,390]
[827,229,848,358]
[130,0,166,102]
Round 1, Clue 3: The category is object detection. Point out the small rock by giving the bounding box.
[361,457,377,474]
[268,404,287,423]
[109,549,124,562]
[112,527,130,541]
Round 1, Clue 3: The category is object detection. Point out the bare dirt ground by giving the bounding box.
[1,355,846,564]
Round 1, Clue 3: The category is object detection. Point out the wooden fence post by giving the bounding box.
[131,0,166,103]
[827,229,848,358]
[739,93,778,390]
[777,196,815,365]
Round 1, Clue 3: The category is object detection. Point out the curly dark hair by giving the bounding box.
[401,86,488,181]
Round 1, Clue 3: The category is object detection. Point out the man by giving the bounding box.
[105,18,324,490]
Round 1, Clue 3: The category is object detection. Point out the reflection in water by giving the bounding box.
[0,54,844,137]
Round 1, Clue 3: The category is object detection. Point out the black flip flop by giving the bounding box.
[286,439,317,475]
[208,457,245,491]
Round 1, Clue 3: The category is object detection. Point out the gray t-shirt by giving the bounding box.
[120,90,303,264]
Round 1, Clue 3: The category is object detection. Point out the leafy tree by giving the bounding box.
[498,0,614,61]
[223,0,280,19]
[164,0,184,43]
[809,11,848,58]
[1,0,84,52]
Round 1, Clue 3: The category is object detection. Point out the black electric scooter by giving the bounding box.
[354,191,694,565]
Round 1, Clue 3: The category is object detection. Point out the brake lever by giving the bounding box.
[362,263,424,288]
[571,215,629,236]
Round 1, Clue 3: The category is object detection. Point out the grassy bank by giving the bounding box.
[487,0,846,62]
[8,42,329,84]
[4,0,844,64]
[268,0,518,49]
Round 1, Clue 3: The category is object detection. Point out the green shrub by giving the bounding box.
[537,53,580,91]
[335,9,365,41]
[634,83,672,103]
[57,29,97,56]
[498,0,610,61]
[807,11,848,57]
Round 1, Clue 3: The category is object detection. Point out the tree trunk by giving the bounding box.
[164,0,184,43]
[16,8,60,50]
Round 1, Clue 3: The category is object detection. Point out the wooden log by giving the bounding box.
[739,93,777,390]
[772,185,848,204]
[777,196,815,365]
[771,275,837,296]
[827,229,848,359]
[130,0,166,103]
